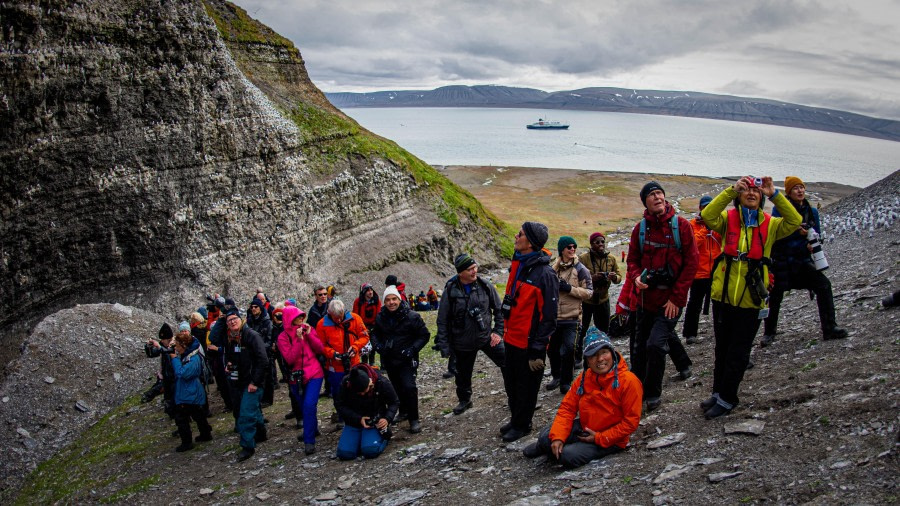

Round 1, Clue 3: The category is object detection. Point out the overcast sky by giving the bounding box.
[231,0,900,120]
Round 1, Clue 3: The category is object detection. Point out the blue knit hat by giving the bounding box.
[577,327,619,394]
[699,195,713,208]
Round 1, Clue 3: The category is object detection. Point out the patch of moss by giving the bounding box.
[203,1,296,49]
[13,395,155,505]
[99,475,160,504]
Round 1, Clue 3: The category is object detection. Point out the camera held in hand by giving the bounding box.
[640,267,675,289]
[500,294,517,319]
[334,352,352,372]
[468,307,487,331]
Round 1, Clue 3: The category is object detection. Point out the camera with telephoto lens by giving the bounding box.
[500,294,516,319]
[469,307,487,331]
[806,229,829,271]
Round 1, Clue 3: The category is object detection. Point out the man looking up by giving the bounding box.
[223,308,269,462]
[500,222,559,442]
[626,181,698,412]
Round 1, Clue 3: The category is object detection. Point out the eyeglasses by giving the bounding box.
[226,317,240,323]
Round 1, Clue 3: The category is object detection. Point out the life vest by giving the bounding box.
[723,208,770,260]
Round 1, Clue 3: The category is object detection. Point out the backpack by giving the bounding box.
[187,347,213,388]
[639,214,681,251]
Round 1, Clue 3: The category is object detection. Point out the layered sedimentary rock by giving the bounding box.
[0,1,505,338]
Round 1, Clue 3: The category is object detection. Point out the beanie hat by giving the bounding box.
[578,326,619,394]
[225,308,240,319]
[522,221,549,250]
[640,181,665,206]
[699,195,713,208]
[177,321,190,333]
[158,323,174,341]
[196,306,208,319]
[347,367,371,393]
[286,298,297,306]
[385,274,399,286]
[784,176,804,194]
[383,285,402,301]
[454,253,476,273]
[589,232,605,244]
[224,297,236,310]
[557,235,576,254]
[250,297,265,309]
[215,296,226,310]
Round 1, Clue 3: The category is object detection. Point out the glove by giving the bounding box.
[528,358,545,372]
[559,280,572,293]
[401,348,414,359]
[439,347,450,359]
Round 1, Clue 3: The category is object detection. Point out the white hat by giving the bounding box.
[383,285,402,300]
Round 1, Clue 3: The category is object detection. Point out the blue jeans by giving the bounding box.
[237,386,265,449]
[336,424,387,460]
[290,378,323,444]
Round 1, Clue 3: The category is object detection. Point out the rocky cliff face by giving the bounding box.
[0,1,506,350]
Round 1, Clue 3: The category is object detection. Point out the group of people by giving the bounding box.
[141,174,845,469]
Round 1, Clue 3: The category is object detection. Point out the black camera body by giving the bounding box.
[334,352,352,372]
[469,306,487,331]
[641,267,675,289]
[291,369,304,383]
[500,294,517,320]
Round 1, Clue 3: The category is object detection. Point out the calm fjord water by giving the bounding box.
[342,107,900,187]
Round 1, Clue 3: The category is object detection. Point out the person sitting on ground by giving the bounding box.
[762,176,847,346]
[278,305,325,455]
[371,285,430,433]
[171,322,213,452]
[335,364,400,460]
[523,327,642,469]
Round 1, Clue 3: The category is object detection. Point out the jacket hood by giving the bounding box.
[282,305,304,336]
[359,283,379,303]
[578,350,627,394]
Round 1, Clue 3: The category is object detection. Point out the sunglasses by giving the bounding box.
[564,245,577,250]
[315,293,327,297]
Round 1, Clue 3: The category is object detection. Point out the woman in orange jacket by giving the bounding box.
[523,327,642,468]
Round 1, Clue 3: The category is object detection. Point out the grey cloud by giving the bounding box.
[783,88,900,120]
[719,80,767,97]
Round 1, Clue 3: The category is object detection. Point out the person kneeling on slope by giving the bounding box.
[523,327,642,469]
[335,364,400,460]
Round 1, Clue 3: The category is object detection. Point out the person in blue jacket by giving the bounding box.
[762,177,847,346]
[171,322,213,452]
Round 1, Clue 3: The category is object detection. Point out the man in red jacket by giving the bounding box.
[499,221,559,442]
[626,182,698,412]
[523,327,642,468]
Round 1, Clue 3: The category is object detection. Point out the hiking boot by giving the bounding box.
[823,327,848,340]
[704,403,732,419]
[700,396,717,410]
[678,367,692,381]
[452,400,473,415]
[330,412,340,423]
[760,334,775,347]
[442,371,455,379]
[499,421,514,435]
[255,428,268,443]
[304,443,316,455]
[502,427,531,443]
[175,442,193,452]
[545,378,561,391]
[522,442,543,458]
[195,433,213,443]
[645,397,662,412]
[394,412,409,424]
[684,335,698,345]
[236,447,255,462]
[409,420,422,434]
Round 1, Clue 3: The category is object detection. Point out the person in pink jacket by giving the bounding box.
[278,305,325,455]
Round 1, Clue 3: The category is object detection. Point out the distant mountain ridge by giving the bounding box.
[327,85,900,142]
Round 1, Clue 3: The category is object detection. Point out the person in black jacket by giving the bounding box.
[246,297,276,407]
[371,285,430,434]
[143,323,177,419]
[435,253,506,415]
[206,297,232,411]
[222,309,270,462]
[335,364,400,460]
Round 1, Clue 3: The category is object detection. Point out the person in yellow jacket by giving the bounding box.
[699,176,800,418]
